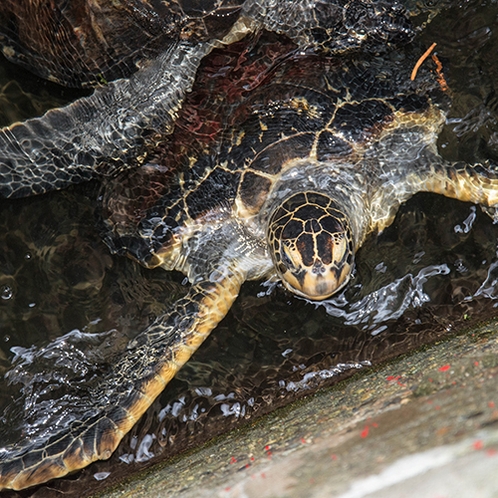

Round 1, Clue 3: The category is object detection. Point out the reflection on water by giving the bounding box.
[1,1,498,496]
[0,56,87,128]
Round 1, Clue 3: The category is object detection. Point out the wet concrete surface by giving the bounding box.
[92,320,498,498]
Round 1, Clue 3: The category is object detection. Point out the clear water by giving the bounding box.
[1,1,498,496]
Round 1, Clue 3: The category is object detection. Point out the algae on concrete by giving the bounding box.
[94,321,498,498]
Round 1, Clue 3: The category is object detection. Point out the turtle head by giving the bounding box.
[267,192,354,300]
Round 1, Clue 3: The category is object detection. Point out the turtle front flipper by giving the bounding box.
[367,156,498,238]
[0,40,211,199]
[0,267,245,491]
[422,160,498,212]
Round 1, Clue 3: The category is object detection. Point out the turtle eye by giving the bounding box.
[281,245,294,268]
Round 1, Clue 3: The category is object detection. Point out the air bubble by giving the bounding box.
[374,262,387,273]
[1,285,13,300]
[93,472,110,481]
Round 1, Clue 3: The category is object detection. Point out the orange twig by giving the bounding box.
[431,53,449,92]
[410,42,437,81]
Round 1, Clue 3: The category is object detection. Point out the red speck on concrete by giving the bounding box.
[488,401,495,409]
[360,426,370,438]
[229,456,237,464]
[473,440,484,451]
[474,361,480,366]
[386,375,406,386]
[330,454,338,460]
[486,449,497,457]
[438,364,451,372]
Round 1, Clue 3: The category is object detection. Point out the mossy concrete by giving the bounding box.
[94,321,498,497]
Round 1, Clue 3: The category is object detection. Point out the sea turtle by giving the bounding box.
[0,0,412,199]
[0,0,245,88]
[0,0,411,89]
[0,0,494,492]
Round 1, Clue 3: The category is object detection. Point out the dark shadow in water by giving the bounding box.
[1,0,498,496]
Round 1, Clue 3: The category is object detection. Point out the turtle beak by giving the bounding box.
[280,252,354,300]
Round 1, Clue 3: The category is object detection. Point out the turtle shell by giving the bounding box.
[0,0,415,200]
[0,0,414,89]
[0,0,244,87]
[101,30,441,268]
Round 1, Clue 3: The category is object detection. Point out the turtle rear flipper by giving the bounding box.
[0,265,245,490]
[0,40,211,199]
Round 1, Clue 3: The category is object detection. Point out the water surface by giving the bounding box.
[1,1,498,496]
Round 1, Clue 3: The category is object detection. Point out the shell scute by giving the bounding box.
[248,133,315,174]
[185,168,240,219]
[248,90,333,135]
[238,171,272,212]
[331,99,394,141]
[316,130,353,160]
[391,93,431,113]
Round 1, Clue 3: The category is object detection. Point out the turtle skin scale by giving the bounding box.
[3,21,498,489]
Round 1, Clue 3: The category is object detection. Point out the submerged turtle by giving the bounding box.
[0,0,411,89]
[0,0,495,492]
[0,0,412,199]
[0,0,245,88]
